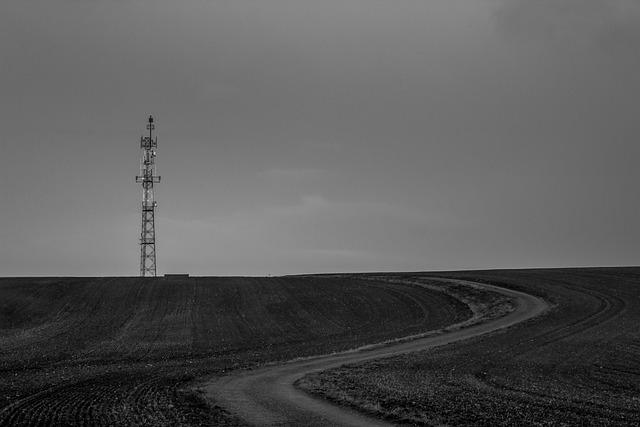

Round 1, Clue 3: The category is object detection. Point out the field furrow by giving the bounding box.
[299,268,640,426]
[0,275,470,425]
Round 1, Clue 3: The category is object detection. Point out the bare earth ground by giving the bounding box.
[2,268,634,426]
[0,276,470,426]
[299,268,640,426]
[204,278,543,426]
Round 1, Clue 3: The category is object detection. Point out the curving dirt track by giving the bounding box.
[0,276,472,426]
[4,269,630,425]
[302,268,640,426]
[204,279,548,426]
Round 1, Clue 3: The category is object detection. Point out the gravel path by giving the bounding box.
[204,278,549,426]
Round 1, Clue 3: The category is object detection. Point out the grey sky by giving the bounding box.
[1,0,639,276]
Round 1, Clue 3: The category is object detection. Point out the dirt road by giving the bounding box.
[204,279,549,426]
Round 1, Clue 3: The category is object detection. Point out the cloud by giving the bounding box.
[262,168,331,182]
[493,0,640,54]
[158,195,447,275]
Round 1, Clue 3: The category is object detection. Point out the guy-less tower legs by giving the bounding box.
[136,115,161,276]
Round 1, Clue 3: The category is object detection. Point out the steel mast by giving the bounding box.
[136,115,161,276]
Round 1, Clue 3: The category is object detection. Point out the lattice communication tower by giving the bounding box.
[136,115,161,276]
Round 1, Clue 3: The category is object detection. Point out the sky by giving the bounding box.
[1,0,640,276]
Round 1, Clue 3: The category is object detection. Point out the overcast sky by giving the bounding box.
[1,0,639,276]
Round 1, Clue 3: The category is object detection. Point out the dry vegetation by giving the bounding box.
[0,275,470,426]
[298,268,640,426]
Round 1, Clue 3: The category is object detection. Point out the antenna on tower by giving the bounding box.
[135,115,161,276]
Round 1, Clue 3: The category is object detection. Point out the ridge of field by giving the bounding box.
[298,267,640,426]
[0,275,470,426]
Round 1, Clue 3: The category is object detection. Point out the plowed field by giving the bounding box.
[299,268,640,426]
[0,276,470,426]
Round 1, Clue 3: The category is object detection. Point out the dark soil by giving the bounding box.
[0,275,471,426]
[298,268,640,426]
